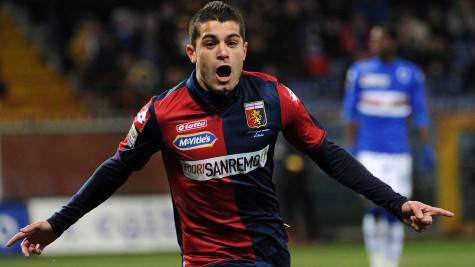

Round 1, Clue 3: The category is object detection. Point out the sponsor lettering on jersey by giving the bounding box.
[244,101,267,129]
[181,145,269,181]
[359,73,391,89]
[176,120,207,133]
[173,131,217,150]
[126,125,138,147]
[248,128,271,138]
[357,91,411,118]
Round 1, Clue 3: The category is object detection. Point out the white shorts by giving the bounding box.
[357,151,413,198]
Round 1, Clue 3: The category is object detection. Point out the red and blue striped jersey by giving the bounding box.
[47,70,407,266]
[117,71,326,266]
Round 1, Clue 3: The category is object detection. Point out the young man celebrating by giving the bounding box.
[7,2,452,267]
[342,25,436,267]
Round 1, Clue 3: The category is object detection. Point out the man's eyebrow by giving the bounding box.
[225,33,241,39]
[201,33,241,40]
[201,34,218,40]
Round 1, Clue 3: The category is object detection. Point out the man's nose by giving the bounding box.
[217,42,229,59]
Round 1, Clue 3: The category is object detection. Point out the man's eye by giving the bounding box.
[228,41,238,47]
[205,42,215,48]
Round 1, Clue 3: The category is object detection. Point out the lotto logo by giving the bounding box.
[176,120,207,133]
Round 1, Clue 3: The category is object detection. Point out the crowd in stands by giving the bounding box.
[11,0,475,116]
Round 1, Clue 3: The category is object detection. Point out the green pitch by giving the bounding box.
[1,239,473,267]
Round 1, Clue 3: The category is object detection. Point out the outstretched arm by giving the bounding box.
[307,138,453,229]
[6,97,163,256]
[276,79,453,230]
[5,156,132,256]
[47,155,132,236]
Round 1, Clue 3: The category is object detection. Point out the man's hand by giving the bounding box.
[401,201,454,232]
[5,220,57,256]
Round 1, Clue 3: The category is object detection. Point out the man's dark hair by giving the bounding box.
[188,1,246,46]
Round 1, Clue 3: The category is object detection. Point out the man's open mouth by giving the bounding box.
[216,65,232,79]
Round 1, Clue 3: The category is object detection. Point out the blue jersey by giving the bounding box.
[342,57,430,154]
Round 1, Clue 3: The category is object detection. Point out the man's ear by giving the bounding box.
[243,41,248,61]
[186,44,197,63]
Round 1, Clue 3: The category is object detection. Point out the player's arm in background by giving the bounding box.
[5,98,164,256]
[341,64,360,151]
[411,66,436,169]
[276,82,453,233]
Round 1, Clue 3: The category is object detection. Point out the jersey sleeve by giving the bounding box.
[46,97,164,237]
[277,83,326,152]
[410,67,430,127]
[307,139,408,219]
[117,97,164,170]
[341,64,360,123]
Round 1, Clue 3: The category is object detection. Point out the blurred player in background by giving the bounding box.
[342,25,436,267]
[7,2,451,266]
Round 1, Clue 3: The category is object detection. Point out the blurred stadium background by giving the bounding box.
[0,0,474,266]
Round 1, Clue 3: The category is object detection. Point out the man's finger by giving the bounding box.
[6,231,29,247]
[403,217,421,232]
[424,214,433,224]
[425,207,455,217]
[410,202,424,219]
[20,239,30,257]
[34,244,43,255]
[22,239,31,248]
[33,244,42,255]
[20,222,40,233]
[409,221,421,232]
[416,220,428,230]
[28,244,36,253]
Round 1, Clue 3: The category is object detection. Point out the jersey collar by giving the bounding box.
[186,70,241,113]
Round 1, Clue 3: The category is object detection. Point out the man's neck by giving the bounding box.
[380,53,396,64]
[194,72,235,96]
[192,72,238,109]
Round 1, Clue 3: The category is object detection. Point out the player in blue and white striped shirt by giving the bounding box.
[342,25,436,267]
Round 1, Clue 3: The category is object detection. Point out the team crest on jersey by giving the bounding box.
[173,131,217,151]
[244,101,267,129]
[396,67,411,84]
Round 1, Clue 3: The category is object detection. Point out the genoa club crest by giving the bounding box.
[244,101,267,129]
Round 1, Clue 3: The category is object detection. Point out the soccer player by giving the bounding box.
[342,25,436,267]
[7,2,452,266]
